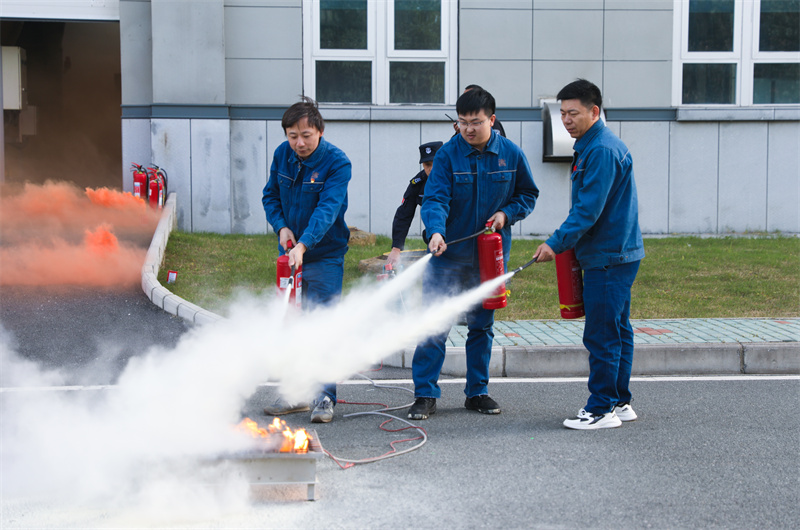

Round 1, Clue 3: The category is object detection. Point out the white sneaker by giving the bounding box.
[563,408,622,430]
[614,402,638,422]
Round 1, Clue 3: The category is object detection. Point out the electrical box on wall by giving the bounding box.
[2,46,26,110]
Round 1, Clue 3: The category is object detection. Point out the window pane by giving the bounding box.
[316,61,372,103]
[395,0,441,50]
[754,63,800,103]
[759,0,800,52]
[688,0,735,52]
[320,0,367,50]
[682,63,737,103]
[390,62,444,103]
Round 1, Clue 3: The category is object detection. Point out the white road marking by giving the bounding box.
[2,374,797,393]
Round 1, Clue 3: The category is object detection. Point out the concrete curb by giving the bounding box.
[140,193,224,326]
[389,343,799,377]
[141,198,799,376]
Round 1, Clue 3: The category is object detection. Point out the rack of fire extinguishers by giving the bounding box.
[375,221,585,320]
[131,163,169,209]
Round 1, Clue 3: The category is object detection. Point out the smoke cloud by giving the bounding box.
[0,181,160,286]
[0,257,510,522]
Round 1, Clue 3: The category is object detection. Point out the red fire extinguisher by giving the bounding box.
[377,263,395,281]
[555,248,585,319]
[131,164,147,200]
[146,165,168,209]
[276,241,302,308]
[477,222,507,310]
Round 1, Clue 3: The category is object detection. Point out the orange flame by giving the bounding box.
[236,417,311,453]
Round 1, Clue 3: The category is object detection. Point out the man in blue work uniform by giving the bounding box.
[386,141,443,267]
[262,96,351,424]
[408,87,539,420]
[533,79,645,430]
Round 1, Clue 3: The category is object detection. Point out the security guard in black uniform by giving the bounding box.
[387,141,443,267]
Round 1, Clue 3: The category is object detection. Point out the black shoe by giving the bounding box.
[465,394,501,414]
[408,397,436,420]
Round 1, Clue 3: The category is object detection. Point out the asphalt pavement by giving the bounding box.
[2,376,798,528]
[1,194,798,528]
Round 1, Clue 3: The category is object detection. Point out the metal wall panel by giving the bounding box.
[604,9,672,61]
[151,0,225,104]
[519,121,571,236]
[530,61,604,104]
[224,6,300,59]
[603,61,672,108]
[225,59,302,105]
[230,120,268,234]
[532,10,603,61]
[621,121,669,233]
[119,0,152,106]
[369,122,420,241]
[190,119,232,233]
[121,119,151,192]
[669,122,719,233]
[459,8,532,61]
[317,122,370,232]
[460,60,533,108]
[767,122,800,232]
[718,123,768,232]
[151,118,192,230]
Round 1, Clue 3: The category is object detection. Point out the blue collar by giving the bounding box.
[573,119,605,154]
[289,136,329,167]
[457,129,500,157]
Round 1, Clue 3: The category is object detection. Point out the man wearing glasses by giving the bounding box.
[407,87,539,421]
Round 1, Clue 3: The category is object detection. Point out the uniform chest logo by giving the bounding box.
[310,172,319,183]
[499,159,507,167]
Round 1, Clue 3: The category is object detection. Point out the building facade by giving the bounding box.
[3,0,799,236]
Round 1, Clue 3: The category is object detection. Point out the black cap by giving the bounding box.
[419,141,443,163]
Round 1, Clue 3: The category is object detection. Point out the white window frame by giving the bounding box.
[303,0,458,105]
[672,0,800,106]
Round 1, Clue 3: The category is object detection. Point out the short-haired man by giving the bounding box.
[387,141,443,267]
[451,84,506,138]
[408,87,539,420]
[262,97,351,424]
[533,79,645,430]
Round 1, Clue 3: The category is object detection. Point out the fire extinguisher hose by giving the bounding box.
[510,256,537,275]
[429,228,487,253]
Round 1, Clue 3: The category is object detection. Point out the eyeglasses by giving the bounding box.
[457,119,488,130]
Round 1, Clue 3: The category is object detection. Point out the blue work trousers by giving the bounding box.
[302,255,344,403]
[582,260,641,414]
[412,257,495,399]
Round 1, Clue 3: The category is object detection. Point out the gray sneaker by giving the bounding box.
[310,397,334,423]
[263,398,310,416]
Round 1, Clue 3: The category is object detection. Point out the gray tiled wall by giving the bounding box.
[460,0,673,108]
[125,117,800,236]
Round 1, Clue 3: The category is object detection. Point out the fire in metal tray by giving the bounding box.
[235,417,311,453]
[223,418,322,501]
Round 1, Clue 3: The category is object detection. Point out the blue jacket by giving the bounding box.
[545,120,644,270]
[422,130,539,266]
[262,137,351,262]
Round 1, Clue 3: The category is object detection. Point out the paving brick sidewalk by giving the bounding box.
[448,318,800,347]
[143,196,799,375]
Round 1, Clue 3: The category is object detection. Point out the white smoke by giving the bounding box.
[0,256,511,520]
